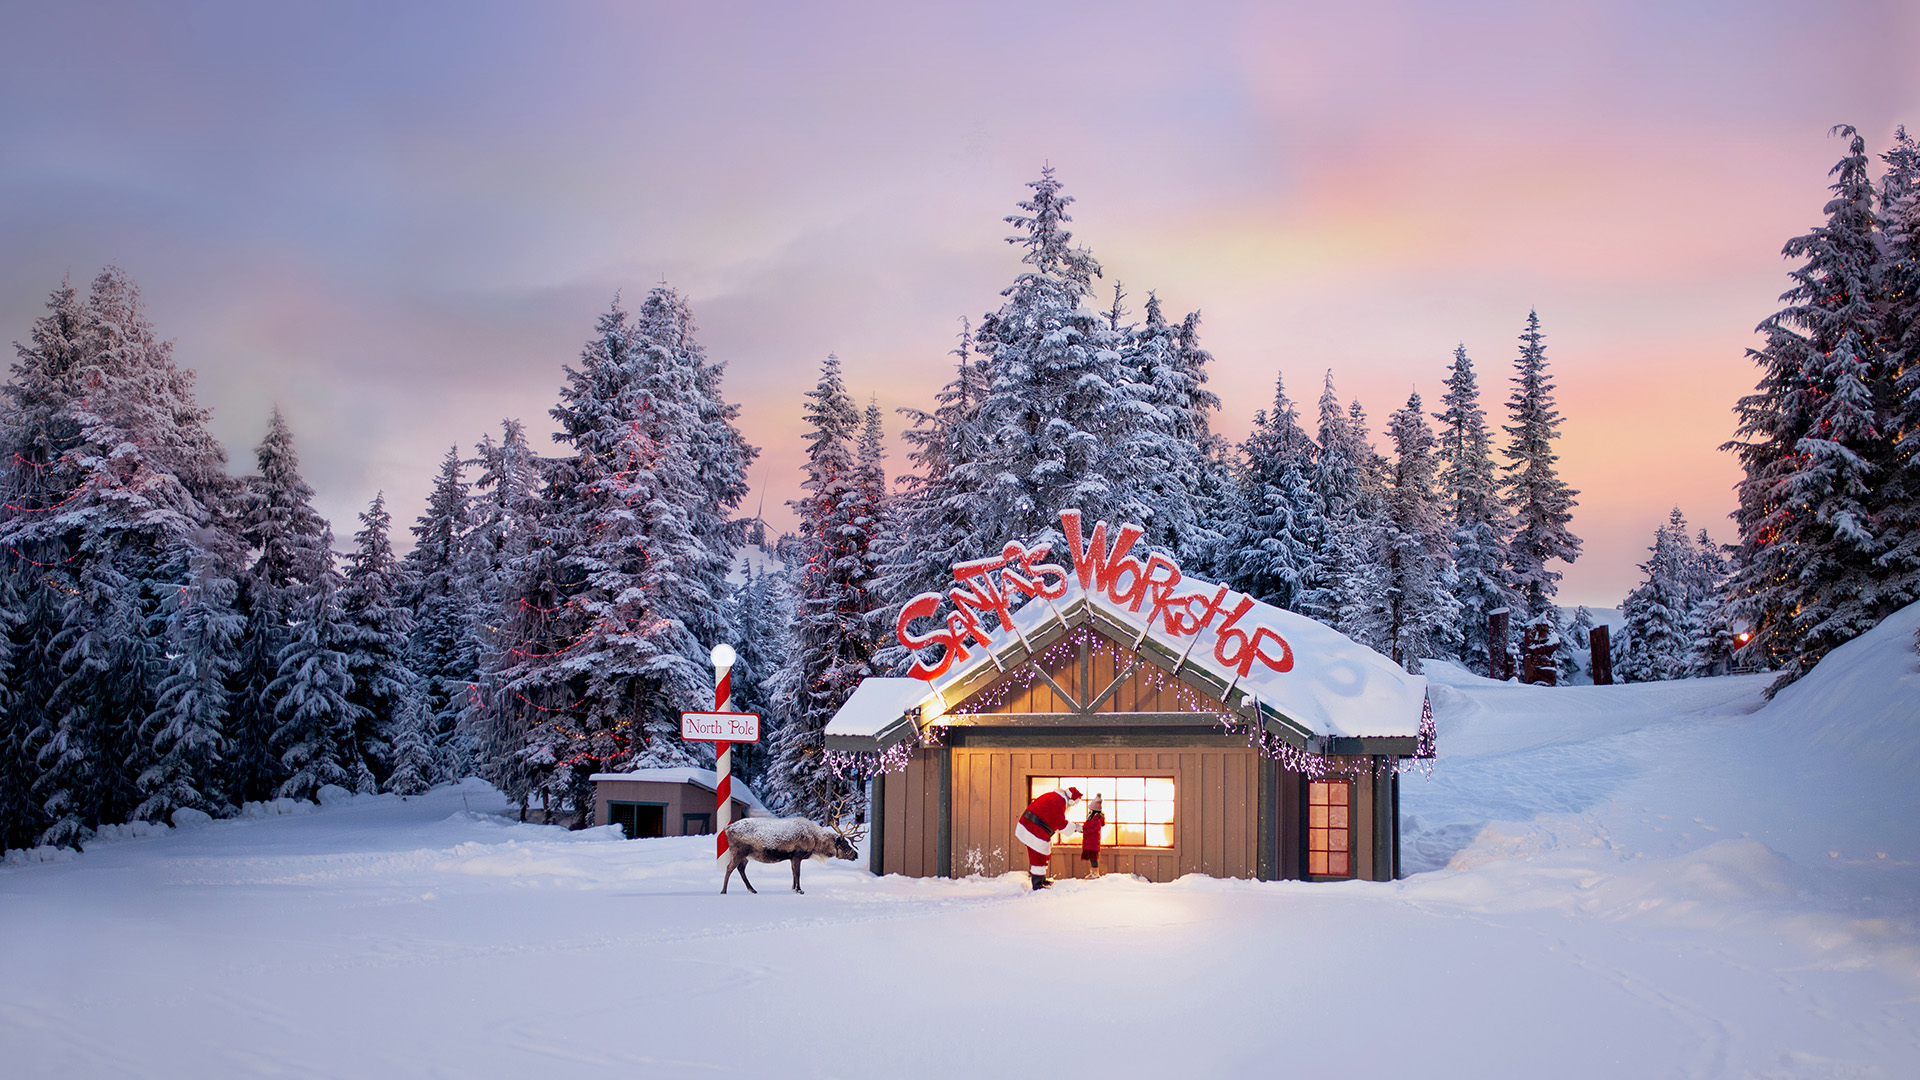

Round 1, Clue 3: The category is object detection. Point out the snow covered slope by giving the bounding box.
[3,607,1917,1078]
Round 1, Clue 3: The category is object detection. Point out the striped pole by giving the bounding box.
[711,643,737,862]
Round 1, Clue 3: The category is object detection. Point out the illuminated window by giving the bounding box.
[1028,776,1176,849]
[1307,780,1351,876]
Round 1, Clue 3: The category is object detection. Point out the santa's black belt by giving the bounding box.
[1021,810,1053,837]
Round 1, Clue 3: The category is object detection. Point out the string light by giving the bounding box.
[835,626,1438,782]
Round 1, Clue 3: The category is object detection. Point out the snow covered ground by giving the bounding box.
[5,608,1918,1078]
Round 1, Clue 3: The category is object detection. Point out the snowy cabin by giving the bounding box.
[824,511,1434,883]
[589,767,767,838]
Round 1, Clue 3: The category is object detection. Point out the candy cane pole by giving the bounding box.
[711,642,737,862]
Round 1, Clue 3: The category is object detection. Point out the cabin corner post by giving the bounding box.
[1390,761,1402,880]
[1372,756,1396,882]
[935,745,953,878]
[868,771,887,876]
[1256,750,1278,881]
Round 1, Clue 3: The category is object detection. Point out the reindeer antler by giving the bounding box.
[814,783,868,844]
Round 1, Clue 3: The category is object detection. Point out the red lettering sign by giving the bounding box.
[893,510,1295,684]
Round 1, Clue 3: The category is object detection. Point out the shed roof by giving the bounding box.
[587,767,769,814]
[824,555,1428,756]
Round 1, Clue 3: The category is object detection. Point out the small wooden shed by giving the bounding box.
[589,767,766,839]
[824,511,1433,883]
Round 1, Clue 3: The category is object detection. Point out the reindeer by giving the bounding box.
[720,791,863,895]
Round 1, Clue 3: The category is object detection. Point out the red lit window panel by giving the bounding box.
[1307,779,1351,877]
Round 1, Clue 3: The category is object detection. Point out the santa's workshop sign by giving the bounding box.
[896,509,1295,682]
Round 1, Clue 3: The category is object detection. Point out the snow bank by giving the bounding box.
[1760,598,1920,772]
[2,625,1917,1077]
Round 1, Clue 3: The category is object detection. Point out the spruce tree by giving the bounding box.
[1380,391,1458,671]
[403,446,476,774]
[1433,344,1513,670]
[269,535,361,801]
[769,355,882,819]
[339,493,417,793]
[722,560,797,788]
[1115,293,1222,556]
[137,536,245,820]
[875,323,990,674]
[1,269,234,844]
[1873,128,1920,631]
[1726,126,1898,689]
[1225,371,1320,611]
[229,409,329,803]
[972,168,1134,541]
[1500,311,1582,618]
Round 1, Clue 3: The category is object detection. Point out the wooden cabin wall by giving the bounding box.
[956,630,1217,716]
[947,747,1260,883]
[878,747,946,878]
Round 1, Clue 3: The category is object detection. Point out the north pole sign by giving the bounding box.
[895,509,1296,682]
[681,711,762,743]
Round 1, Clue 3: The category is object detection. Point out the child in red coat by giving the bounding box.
[1080,794,1106,876]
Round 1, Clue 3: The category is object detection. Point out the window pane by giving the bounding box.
[1329,853,1348,875]
[1309,806,1328,828]
[1117,776,1146,801]
[1329,831,1348,852]
[1309,781,1330,804]
[1309,851,1328,874]
[1145,799,1175,824]
[1329,806,1348,829]
[1146,778,1175,801]
[1145,822,1173,847]
[1116,824,1145,847]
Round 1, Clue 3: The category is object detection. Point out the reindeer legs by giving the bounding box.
[722,851,757,894]
[791,854,805,894]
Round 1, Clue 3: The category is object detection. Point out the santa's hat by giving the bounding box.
[1062,787,1083,801]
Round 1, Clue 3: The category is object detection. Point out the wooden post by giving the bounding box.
[1589,624,1613,685]
[1488,608,1511,681]
[1521,619,1558,686]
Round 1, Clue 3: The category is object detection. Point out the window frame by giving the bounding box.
[1026,775,1178,850]
[1306,779,1352,878]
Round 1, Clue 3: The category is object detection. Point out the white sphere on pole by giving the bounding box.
[710,642,737,670]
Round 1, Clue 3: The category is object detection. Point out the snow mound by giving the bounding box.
[1759,599,1920,773]
[170,808,213,829]
[241,798,315,818]
[2,844,77,868]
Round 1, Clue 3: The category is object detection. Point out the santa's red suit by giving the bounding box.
[1015,787,1080,888]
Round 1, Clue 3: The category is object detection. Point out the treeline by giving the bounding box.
[0,276,757,852]
[7,124,1909,850]
[1617,124,1920,689]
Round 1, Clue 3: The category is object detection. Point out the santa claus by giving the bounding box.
[1015,785,1082,889]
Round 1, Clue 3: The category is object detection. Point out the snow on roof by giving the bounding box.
[825,545,1428,752]
[822,677,941,742]
[587,767,768,813]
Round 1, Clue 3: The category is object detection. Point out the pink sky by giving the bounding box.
[2,0,1915,606]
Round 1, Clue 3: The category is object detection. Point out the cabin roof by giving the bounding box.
[587,767,769,813]
[825,562,1429,755]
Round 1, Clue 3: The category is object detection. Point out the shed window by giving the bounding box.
[1028,776,1176,848]
[1307,780,1351,876]
[609,802,664,839]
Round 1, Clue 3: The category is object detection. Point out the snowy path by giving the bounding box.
[5,608,1918,1078]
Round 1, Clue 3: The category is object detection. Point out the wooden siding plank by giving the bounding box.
[991,752,1013,877]
[885,770,907,875]
[1223,751,1247,878]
